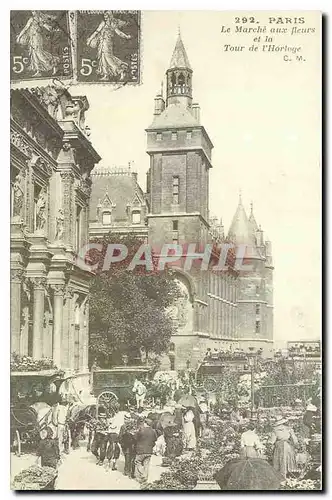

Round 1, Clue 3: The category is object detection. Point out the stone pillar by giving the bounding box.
[11,269,23,354]
[80,298,88,371]
[31,278,46,359]
[66,288,75,370]
[52,285,65,369]
[60,171,74,249]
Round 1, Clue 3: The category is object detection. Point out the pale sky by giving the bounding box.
[18,10,322,344]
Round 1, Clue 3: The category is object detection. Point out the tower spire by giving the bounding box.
[166,31,193,108]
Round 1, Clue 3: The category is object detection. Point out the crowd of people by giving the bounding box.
[32,375,321,490]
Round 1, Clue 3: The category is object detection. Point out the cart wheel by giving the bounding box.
[203,377,217,393]
[14,430,21,456]
[97,392,118,415]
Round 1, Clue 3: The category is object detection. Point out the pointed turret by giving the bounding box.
[228,194,263,259]
[166,31,193,108]
[228,194,254,244]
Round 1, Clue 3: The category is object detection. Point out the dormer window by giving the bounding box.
[132,210,141,224]
[102,211,112,225]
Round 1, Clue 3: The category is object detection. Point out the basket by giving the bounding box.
[41,476,57,490]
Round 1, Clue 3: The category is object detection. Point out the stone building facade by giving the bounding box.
[10,85,100,373]
[89,34,274,369]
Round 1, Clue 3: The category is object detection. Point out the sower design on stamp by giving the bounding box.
[76,10,140,84]
[10,11,73,81]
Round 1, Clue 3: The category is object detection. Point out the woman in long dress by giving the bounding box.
[182,408,197,451]
[271,416,298,478]
[86,11,131,81]
[16,11,60,76]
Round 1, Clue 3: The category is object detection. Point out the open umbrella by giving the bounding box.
[214,458,284,491]
[178,394,198,408]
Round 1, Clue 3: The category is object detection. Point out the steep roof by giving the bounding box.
[169,33,192,70]
[89,168,145,223]
[148,102,199,129]
[228,196,254,244]
[228,196,264,260]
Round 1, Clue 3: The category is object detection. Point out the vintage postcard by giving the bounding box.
[10,10,73,81]
[10,10,322,491]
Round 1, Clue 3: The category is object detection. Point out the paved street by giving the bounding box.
[11,447,165,490]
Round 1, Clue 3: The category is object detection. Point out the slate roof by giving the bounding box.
[148,102,199,130]
[169,33,192,70]
[89,168,145,223]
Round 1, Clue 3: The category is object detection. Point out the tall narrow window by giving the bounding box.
[256,304,260,315]
[255,320,260,333]
[256,285,260,295]
[187,130,192,140]
[156,132,162,141]
[102,211,112,225]
[76,205,82,251]
[172,220,178,230]
[171,131,177,141]
[132,210,141,224]
[172,176,179,204]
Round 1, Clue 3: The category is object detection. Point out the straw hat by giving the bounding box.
[273,415,288,427]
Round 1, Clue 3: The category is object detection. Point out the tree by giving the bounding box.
[88,233,182,367]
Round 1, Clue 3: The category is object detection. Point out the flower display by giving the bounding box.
[11,353,57,372]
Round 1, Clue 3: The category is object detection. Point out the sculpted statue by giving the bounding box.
[55,208,64,241]
[36,188,47,231]
[12,172,24,218]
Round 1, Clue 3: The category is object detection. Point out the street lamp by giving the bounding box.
[247,347,261,417]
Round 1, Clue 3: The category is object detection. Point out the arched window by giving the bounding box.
[178,72,185,85]
[132,210,141,224]
[102,211,112,225]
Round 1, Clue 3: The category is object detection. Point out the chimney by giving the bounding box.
[154,93,165,116]
[192,103,200,123]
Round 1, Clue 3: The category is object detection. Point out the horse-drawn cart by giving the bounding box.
[92,366,152,414]
[11,370,65,455]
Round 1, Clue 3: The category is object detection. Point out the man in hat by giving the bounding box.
[91,411,109,466]
[106,409,123,471]
[134,417,157,488]
[119,413,137,478]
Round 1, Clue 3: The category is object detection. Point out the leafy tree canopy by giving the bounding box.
[88,233,183,367]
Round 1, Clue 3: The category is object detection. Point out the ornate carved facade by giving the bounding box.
[10,85,101,373]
